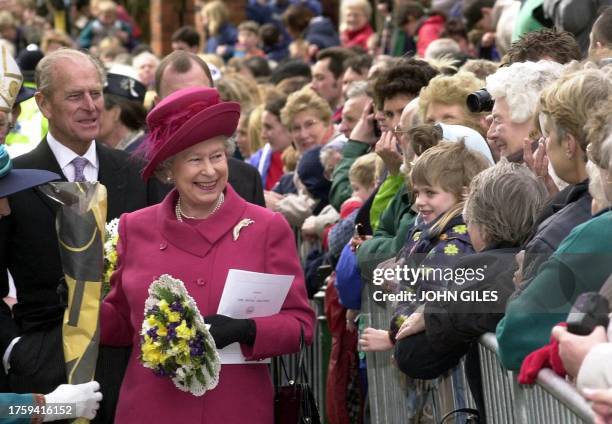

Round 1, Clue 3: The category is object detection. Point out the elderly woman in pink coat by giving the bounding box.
[100,86,316,423]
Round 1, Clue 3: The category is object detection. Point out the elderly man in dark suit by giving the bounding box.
[0,49,164,423]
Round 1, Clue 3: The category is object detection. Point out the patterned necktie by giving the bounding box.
[71,156,89,182]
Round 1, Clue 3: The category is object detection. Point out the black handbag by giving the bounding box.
[274,330,321,424]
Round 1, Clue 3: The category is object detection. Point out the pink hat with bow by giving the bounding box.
[141,87,240,180]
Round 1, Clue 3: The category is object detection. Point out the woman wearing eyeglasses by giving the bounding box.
[266,87,347,227]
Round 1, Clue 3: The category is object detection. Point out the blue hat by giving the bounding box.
[0,145,60,197]
[15,85,35,105]
[297,145,331,212]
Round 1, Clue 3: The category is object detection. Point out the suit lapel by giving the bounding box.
[96,143,127,220]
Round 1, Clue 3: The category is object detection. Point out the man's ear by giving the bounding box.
[34,91,51,119]
[461,186,470,200]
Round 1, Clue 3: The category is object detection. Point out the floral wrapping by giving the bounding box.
[389,214,474,341]
[140,274,221,396]
[102,218,119,298]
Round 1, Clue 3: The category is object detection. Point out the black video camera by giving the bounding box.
[467,88,494,113]
[566,292,610,336]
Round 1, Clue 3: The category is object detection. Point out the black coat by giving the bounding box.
[394,244,519,379]
[227,157,265,207]
[521,180,591,284]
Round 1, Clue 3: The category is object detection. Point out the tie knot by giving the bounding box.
[71,156,89,182]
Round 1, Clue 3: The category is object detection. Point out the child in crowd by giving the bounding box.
[359,141,490,420]
[359,141,491,349]
[302,152,380,248]
[234,21,265,59]
[78,0,132,50]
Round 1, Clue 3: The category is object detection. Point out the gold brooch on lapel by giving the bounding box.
[233,219,254,241]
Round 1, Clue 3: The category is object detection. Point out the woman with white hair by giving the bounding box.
[485,60,563,161]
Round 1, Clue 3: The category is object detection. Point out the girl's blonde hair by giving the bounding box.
[410,141,491,236]
[202,0,230,36]
[349,152,382,189]
[248,104,265,154]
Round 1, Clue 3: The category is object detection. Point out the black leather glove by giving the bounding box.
[204,314,256,349]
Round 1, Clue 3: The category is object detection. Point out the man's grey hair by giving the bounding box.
[485,60,563,123]
[346,80,369,99]
[463,160,548,246]
[35,48,106,96]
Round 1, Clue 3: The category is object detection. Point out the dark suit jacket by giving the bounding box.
[0,139,167,421]
[228,157,265,207]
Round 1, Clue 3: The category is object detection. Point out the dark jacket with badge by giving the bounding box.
[389,214,474,341]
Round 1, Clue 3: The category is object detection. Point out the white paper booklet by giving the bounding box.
[216,269,294,364]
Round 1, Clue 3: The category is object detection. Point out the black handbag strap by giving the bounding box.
[439,408,480,424]
[278,327,309,385]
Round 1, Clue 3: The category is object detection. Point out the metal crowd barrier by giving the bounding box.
[478,332,595,424]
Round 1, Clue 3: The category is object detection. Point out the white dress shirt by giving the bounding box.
[47,132,99,182]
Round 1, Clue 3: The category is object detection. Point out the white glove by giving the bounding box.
[43,381,103,422]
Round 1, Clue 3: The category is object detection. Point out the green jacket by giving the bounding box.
[330,140,370,211]
[357,185,416,282]
[370,174,404,231]
[496,211,612,370]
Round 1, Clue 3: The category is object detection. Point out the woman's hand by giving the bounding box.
[359,327,393,352]
[264,190,283,211]
[375,131,403,176]
[513,250,525,289]
[523,138,559,196]
[301,218,318,241]
[395,312,425,340]
[551,325,608,377]
[350,234,371,252]
[204,314,256,349]
[583,388,612,424]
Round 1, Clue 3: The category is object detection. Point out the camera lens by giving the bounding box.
[467,88,494,113]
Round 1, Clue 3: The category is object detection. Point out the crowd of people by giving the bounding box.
[0,0,612,423]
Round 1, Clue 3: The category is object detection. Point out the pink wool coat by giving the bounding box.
[100,184,315,423]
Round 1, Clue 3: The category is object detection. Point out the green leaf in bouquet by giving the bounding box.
[156,286,176,304]
[195,367,206,385]
[203,353,215,377]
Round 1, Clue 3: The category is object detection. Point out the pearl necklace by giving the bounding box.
[175,193,225,222]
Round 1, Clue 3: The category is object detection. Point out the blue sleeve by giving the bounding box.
[78,22,94,49]
[334,243,363,309]
[0,393,36,423]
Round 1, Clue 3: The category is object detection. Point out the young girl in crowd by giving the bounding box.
[359,141,491,420]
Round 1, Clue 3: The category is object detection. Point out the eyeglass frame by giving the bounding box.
[289,118,323,135]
